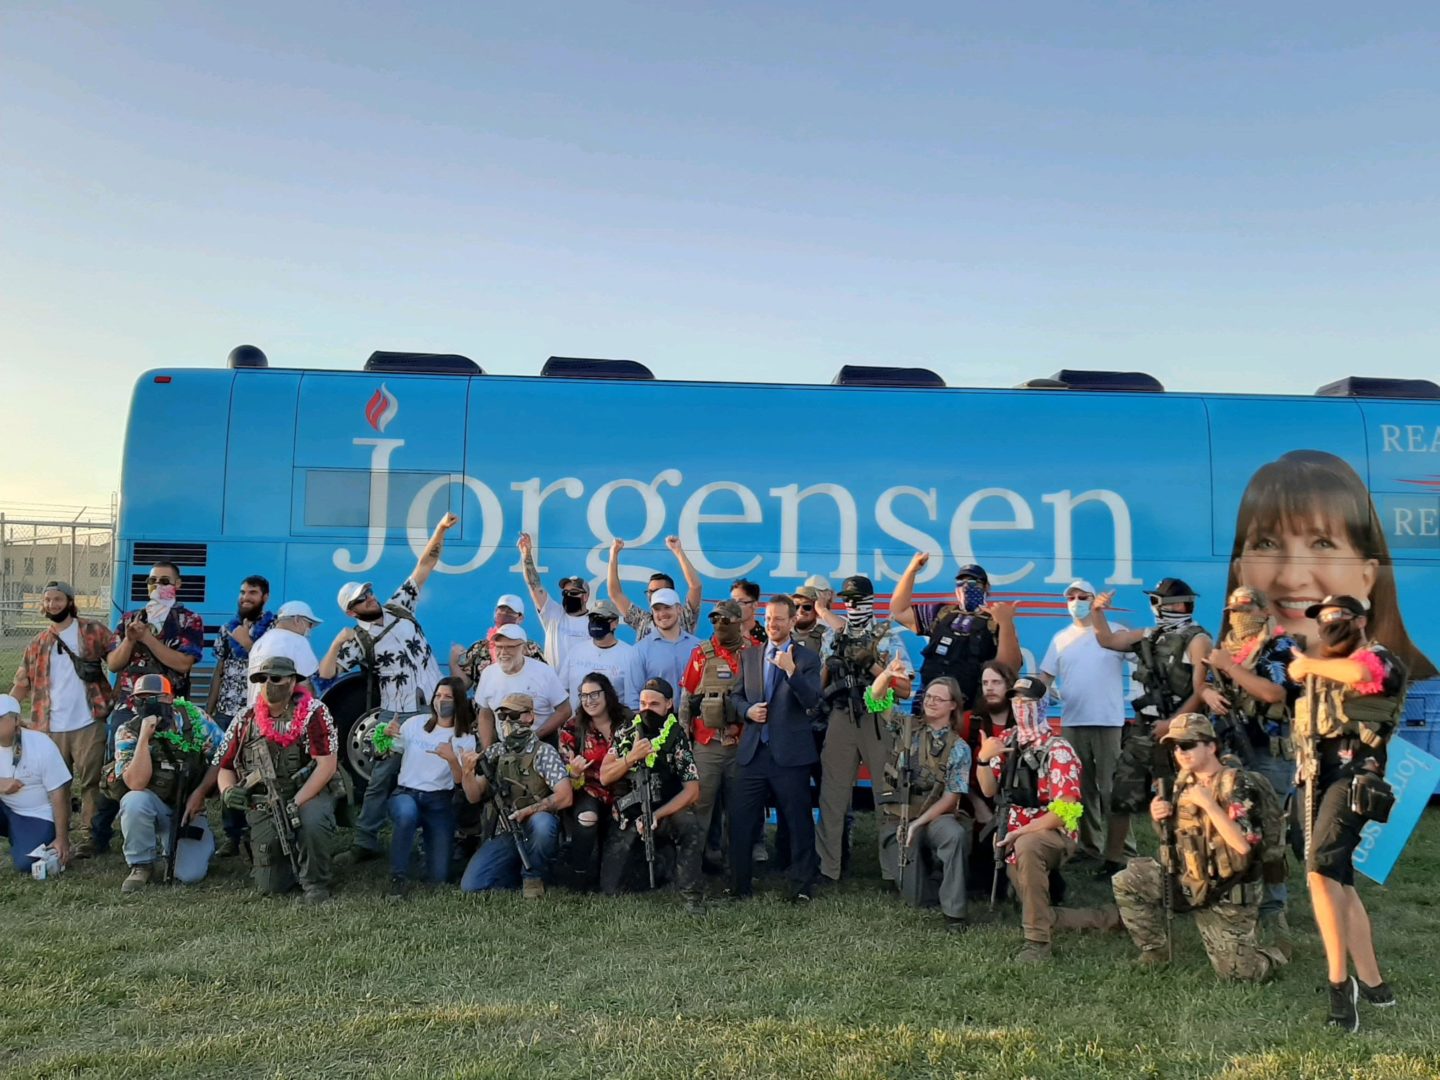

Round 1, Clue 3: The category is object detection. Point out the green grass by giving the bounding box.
[3,810,1439,1079]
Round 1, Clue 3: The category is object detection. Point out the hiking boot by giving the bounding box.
[72,838,97,860]
[1326,976,1360,1033]
[302,886,332,905]
[1092,860,1125,880]
[217,835,242,858]
[944,916,968,934]
[1014,940,1051,964]
[334,845,382,867]
[387,876,408,901]
[1359,979,1396,1008]
[121,864,152,894]
[1259,909,1292,948]
[522,877,545,900]
[1136,948,1169,968]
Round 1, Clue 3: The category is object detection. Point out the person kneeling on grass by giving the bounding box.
[215,656,340,903]
[0,694,72,874]
[459,693,573,898]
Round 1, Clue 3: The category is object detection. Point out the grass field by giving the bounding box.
[3,808,1439,1080]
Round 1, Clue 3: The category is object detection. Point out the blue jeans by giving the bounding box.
[118,789,215,882]
[355,711,403,852]
[460,811,559,892]
[0,804,57,872]
[1249,747,1295,917]
[89,706,135,851]
[388,787,457,883]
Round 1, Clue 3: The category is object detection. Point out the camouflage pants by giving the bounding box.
[1110,725,1172,816]
[246,793,336,895]
[1112,857,1288,981]
[600,808,704,902]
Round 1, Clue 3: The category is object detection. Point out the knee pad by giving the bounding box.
[577,811,598,828]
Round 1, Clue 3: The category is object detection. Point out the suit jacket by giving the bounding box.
[733,639,823,768]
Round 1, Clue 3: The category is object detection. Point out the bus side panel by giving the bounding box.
[119,371,233,538]
[223,371,302,539]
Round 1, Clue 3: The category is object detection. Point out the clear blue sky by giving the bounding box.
[3,2,1438,509]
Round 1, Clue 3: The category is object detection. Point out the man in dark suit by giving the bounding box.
[729,594,824,900]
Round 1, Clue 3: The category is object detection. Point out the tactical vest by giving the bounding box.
[882,725,959,816]
[1214,638,1289,737]
[493,748,552,810]
[1132,623,1206,719]
[918,607,997,704]
[1294,679,1405,751]
[1164,768,1258,907]
[825,621,891,714]
[792,624,827,654]
[1000,743,1045,810]
[105,711,207,803]
[235,708,314,802]
[686,641,741,732]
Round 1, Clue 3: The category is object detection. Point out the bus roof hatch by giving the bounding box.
[1048,370,1165,392]
[364,352,483,375]
[541,357,655,380]
[1316,376,1440,400]
[831,365,945,388]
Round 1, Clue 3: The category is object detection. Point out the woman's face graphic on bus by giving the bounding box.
[1235,512,1376,647]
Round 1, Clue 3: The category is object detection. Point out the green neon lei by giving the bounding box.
[863,686,895,714]
[371,723,396,758]
[1048,798,1084,833]
[152,699,209,755]
[636,713,679,768]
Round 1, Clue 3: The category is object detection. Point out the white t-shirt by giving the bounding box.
[47,623,94,733]
[475,658,570,730]
[247,628,321,704]
[538,596,591,671]
[561,638,645,711]
[1040,621,1131,729]
[395,714,477,792]
[0,729,72,822]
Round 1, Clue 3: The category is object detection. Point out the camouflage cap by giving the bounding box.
[586,598,621,620]
[1161,713,1216,743]
[710,600,744,621]
[497,692,534,713]
[1224,586,1268,612]
[792,586,819,602]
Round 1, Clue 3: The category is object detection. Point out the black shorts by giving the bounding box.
[1306,777,1365,886]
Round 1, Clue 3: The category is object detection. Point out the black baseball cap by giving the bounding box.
[1147,578,1196,601]
[956,564,988,585]
[641,677,675,699]
[839,575,875,598]
[1007,675,1047,701]
[1304,595,1367,620]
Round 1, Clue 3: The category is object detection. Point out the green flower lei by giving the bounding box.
[1048,798,1084,833]
[371,723,396,757]
[152,698,209,755]
[863,686,895,713]
[636,713,679,768]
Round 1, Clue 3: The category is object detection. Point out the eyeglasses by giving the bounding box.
[146,576,176,586]
[249,674,293,684]
[922,692,952,704]
[578,691,604,703]
[495,709,528,723]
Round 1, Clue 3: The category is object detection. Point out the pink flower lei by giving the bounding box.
[254,687,314,748]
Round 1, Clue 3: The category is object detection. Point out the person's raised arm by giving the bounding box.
[1090,593,1144,652]
[607,538,635,617]
[988,602,1022,674]
[517,532,549,612]
[666,536,703,617]
[317,626,356,681]
[410,512,459,593]
[888,552,927,634]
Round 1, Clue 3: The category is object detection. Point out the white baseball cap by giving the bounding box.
[649,587,682,608]
[495,593,526,615]
[277,600,322,624]
[336,581,373,613]
[494,623,528,642]
[804,575,832,591]
[1065,579,1097,597]
[0,693,20,718]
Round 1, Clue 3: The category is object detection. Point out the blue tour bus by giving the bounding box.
[113,349,1440,787]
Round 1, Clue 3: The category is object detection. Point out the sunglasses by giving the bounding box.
[793,603,815,612]
[495,709,528,723]
[249,674,294,684]
[1318,610,1356,624]
[146,576,176,586]
[1171,740,1205,752]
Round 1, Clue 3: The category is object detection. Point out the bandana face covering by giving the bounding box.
[1153,607,1194,633]
[1014,697,1047,747]
[958,580,987,613]
[146,583,178,629]
[844,596,874,633]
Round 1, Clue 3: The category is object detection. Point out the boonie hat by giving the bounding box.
[1007,675,1048,702]
[498,692,534,713]
[1224,587,1268,612]
[277,600,322,624]
[336,581,373,613]
[1162,713,1217,743]
[495,593,526,615]
[587,599,621,620]
[251,655,299,681]
[1304,595,1368,620]
[649,588,682,608]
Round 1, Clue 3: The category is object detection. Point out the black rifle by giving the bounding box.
[484,760,534,874]
[242,736,302,877]
[638,760,657,888]
[989,748,1016,911]
[1299,675,1320,866]
[163,779,186,884]
[896,708,915,876]
[1156,773,1181,963]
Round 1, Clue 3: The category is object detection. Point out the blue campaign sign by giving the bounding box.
[1353,737,1440,884]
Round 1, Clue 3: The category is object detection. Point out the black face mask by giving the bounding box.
[639,709,666,730]
[45,606,73,623]
[1319,619,1362,656]
[562,593,587,615]
[136,698,174,723]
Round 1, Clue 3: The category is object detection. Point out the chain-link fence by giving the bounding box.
[0,516,114,683]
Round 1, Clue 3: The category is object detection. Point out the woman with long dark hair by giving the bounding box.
[1225,449,1435,680]
[558,672,630,889]
[384,677,476,896]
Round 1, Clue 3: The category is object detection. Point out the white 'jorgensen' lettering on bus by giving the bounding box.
[333,436,1142,587]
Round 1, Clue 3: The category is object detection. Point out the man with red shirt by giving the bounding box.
[976,675,1094,963]
[680,600,751,869]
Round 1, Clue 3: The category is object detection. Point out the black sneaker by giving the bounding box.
[1359,979,1396,1008]
[1326,977,1360,1033]
[387,876,408,901]
[1092,860,1125,880]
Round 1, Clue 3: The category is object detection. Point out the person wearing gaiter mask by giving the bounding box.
[1288,596,1405,1032]
[560,599,644,714]
[380,678,477,897]
[108,674,223,893]
[9,580,113,858]
[216,656,340,902]
[816,575,912,884]
[599,678,704,913]
[1202,586,1300,942]
[679,601,753,870]
[516,531,593,671]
